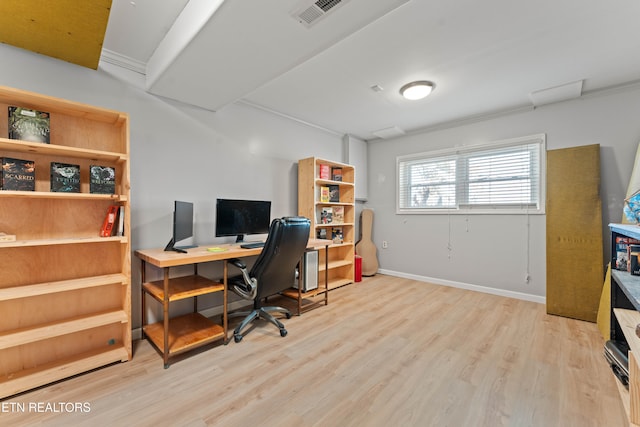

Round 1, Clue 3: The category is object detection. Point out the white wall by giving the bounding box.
[367,84,640,302]
[0,44,344,328]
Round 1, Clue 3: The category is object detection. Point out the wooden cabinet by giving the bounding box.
[298,157,355,290]
[609,224,640,425]
[0,86,131,398]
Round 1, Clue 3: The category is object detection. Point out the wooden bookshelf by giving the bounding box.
[0,86,131,398]
[298,157,355,290]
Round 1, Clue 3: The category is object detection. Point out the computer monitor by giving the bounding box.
[164,200,195,253]
[215,198,271,243]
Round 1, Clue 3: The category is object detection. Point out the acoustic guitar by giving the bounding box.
[356,208,379,276]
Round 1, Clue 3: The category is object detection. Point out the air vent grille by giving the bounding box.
[316,0,343,12]
[298,6,324,25]
[292,0,350,27]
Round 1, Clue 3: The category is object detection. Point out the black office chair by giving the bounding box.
[227,216,310,343]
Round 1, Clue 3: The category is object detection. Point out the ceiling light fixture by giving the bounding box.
[399,80,435,100]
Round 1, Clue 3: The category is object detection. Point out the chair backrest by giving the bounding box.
[250,216,310,301]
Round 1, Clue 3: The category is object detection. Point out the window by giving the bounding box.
[397,134,545,214]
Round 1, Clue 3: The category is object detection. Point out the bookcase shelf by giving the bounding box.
[0,236,127,248]
[298,157,355,292]
[0,190,126,201]
[0,137,127,162]
[0,274,128,301]
[0,346,129,398]
[0,309,128,349]
[0,85,131,399]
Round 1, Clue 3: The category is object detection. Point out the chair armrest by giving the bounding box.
[227,258,257,300]
[228,258,246,270]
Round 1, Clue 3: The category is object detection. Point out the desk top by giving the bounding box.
[135,238,333,268]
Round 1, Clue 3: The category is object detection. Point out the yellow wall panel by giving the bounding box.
[0,0,112,69]
[546,144,604,322]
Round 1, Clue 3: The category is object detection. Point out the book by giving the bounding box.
[319,164,330,180]
[331,167,342,181]
[101,205,119,237]
[50,162,80,192]
[332,205,344,224]
[615,236,640,271]
[332,227,343,244]
[317,228,327,239]
[1,157,35,191]
[90,165,116,194]
[320,186,330,203]
[116,206,125,236]
[320,207,333,224]
[329,185,340,202]
[8,106,50,143]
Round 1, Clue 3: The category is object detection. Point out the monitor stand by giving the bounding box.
[164,238,196,253]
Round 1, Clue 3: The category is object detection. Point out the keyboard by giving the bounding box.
[240,241,265,249]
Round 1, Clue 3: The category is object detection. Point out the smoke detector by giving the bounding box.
[292,0,351,28]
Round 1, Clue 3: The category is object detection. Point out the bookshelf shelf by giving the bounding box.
[0,138,127,162]
[0,190,125,201]
[0,310,128,349]
[0,236,127,248]
[0,274,127,301]
[0,346,129,398]
[0,85,131,399]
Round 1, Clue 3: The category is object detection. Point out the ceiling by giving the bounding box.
[6,0,640,141]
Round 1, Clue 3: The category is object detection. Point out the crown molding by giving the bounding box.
[100,49,146,75]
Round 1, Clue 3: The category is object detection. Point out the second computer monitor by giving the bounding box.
[215,198,271,243]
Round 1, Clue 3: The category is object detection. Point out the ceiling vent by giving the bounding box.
[292,0,351,28]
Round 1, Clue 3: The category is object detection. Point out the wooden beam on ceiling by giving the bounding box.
[0,0,112,69]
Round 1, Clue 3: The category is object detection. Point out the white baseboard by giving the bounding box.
[377,268,546,304]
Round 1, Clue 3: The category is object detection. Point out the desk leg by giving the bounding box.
[297,255,304,316]
[324,244,329,306]
[163,267,170,369]
[141,260,147,339]
[223,260,228,344]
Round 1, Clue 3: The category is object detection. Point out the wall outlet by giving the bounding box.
[382,240,388,249]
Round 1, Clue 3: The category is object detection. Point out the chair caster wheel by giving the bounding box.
[234,334,243,343]
[285,312,292,319]
[280,329,288,337]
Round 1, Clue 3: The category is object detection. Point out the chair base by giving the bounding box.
[230,306,291,343]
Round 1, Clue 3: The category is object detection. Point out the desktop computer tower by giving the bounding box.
[294,250,318,292]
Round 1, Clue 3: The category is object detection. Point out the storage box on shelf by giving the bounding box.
[609,223,640,425]
[0,86,131,398]
[298,157,355,293]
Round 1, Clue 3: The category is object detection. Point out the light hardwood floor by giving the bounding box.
[1,275,628,426]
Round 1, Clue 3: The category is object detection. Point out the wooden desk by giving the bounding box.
[135,239,331,368]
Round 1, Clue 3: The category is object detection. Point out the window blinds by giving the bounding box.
[397,134,545,214]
